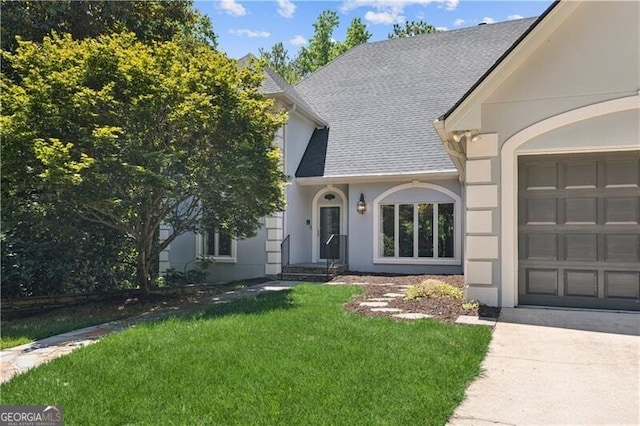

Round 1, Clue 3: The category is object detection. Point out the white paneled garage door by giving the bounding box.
[518,151,640,310]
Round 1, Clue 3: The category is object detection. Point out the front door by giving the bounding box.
[319,206,341,260]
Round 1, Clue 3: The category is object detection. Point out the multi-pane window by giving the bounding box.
[203,230,233,258]
[380,202,454,259]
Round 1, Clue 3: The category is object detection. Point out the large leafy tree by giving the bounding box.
[297,10,340,76]
[0,0,216,53]
[332,18,372,58]
[1,1,218,297]
[259,42,302,84]
[2,33,286,293]
[266,11,371,83]
[388,20,438,38]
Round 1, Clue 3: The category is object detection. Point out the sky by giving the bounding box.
[194,0,554,59]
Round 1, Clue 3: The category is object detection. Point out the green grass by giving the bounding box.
[0,285,491,425]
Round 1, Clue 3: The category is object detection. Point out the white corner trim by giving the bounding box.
[500,93,640,308]
[311,186,348,262]
[372,182,462,264]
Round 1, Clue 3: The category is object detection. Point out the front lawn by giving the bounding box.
[0,285,491,425]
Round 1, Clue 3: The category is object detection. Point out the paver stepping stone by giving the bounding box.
[455,315,497,327]
[368,297,394,302]
[392,313,432,320]
[359,301,388,307]
[383,293,405,298]
[263,286,291,291]
[370,308,403,313]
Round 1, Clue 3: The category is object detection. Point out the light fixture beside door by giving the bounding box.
[357,193,366,214]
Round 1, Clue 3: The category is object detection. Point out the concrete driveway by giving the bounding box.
[448,308,640,425]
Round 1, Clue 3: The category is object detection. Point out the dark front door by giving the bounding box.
[518,151,640,310]
[320,206,340,259]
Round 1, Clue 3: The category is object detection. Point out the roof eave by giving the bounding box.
[438,1,564,125]
[266,92,329,128]
[295,170,459,186]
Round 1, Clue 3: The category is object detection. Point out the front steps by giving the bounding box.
[280,263,347,282]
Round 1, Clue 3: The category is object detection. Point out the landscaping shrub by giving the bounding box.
[404,279,464,301]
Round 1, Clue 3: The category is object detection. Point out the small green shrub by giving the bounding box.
[462,300,480,311]
[404,279,463,301]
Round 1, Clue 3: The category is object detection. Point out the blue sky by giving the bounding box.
[194,0,553,59]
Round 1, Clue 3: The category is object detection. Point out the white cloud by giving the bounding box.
[507,14,524,20]
[364,10,405,25]
[277,0,296,18]
[219,0,247,17]
[436,26,448,31]
[341,0,458,13]
[444,0,458,11]
[289,35,308,46]
[453,18,465,27]
[229,29,270,38]
[480,16,496,24]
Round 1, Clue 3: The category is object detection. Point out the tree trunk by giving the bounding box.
[136,244,152,295]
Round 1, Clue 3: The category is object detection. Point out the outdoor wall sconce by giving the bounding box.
[357,193,367,214]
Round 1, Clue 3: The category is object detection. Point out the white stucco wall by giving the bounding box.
[482,2,639,141]
[168,225,267,283]
[282,110,319,265]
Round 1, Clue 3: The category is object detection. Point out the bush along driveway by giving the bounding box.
[1,284,491,425]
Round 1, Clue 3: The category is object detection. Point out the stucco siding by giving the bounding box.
[284,110,316,177]
[483,1,639,144]
[285,185,318,264]
[168,225,267,283]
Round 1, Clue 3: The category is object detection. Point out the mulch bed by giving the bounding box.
[334,274,500,324]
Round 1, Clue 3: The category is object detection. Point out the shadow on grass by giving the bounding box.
[165,289,296,323]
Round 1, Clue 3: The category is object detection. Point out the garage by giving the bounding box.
[518,151,640,310]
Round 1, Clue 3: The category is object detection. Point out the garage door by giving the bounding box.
[518,151,640,310]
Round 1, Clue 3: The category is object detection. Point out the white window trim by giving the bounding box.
[195,231,237,263]
[373,181,462,265]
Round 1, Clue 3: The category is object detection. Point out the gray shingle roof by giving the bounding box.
[294,18,537,177]
[237,54,327,126]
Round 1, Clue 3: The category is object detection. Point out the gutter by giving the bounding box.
[295,169,459,186]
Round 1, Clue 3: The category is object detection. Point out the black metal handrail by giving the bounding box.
[325,234,348,280]
[280,234,290,280]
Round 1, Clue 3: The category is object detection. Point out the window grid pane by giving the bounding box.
[438,203,454,258]
[418,203,434,257]
[381,205,395,257]
[205,232,216,256]
[398,204,414,257]
[218,232,232,256]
